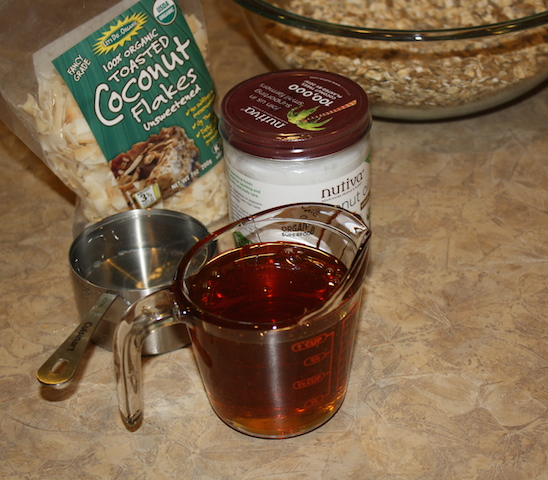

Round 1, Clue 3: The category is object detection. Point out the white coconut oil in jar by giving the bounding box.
[219,69,372,225]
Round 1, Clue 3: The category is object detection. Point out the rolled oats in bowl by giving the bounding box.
[234,0,548,120]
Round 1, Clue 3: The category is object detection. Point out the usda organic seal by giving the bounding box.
[153,0,177,25]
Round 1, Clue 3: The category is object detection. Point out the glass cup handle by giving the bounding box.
[113,288,185,430]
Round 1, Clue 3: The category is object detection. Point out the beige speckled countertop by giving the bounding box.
[1,1,548,479]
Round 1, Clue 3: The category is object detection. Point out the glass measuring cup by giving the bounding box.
[114,203,371,438]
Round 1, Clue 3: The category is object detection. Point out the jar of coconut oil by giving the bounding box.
[220,69,372,225]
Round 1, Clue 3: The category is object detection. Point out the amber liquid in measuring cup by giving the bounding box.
[186,242,360,438]
[114,203,371,437]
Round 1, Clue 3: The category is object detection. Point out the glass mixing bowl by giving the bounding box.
[233,0,548,120]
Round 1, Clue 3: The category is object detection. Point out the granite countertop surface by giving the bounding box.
[1,1,548,479]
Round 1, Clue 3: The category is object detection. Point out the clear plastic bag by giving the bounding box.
[0,0,228,229]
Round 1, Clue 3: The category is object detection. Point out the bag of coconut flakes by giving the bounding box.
[0,0,228,232]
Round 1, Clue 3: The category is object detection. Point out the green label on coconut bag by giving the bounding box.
[53,0,222,208]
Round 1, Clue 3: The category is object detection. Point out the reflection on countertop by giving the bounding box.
[1,0,548,478]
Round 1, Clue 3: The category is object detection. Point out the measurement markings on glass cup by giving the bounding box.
[291,331,335,406]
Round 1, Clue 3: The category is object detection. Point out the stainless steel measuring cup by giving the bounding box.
[37,209,209,386]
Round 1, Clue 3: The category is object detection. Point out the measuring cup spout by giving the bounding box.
[347,227,372,287]
[298,220,371,327]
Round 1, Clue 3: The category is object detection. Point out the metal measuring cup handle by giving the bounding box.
[36,293,118,385]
